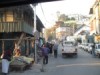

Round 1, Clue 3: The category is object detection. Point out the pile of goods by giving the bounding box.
[10,56,34,71]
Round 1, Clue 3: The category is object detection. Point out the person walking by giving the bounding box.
[48,43,53,54]
[38,44,50,72]
[41,44,50,65]
[1,47,12,75]
[92,43,96,57]
[52,42,58,58]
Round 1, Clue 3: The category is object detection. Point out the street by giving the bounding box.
[9,44,100,75]
[0,0,99,75]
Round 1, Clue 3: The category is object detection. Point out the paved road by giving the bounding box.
[10,44,100,75]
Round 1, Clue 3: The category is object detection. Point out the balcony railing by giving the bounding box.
[0,21,33,35]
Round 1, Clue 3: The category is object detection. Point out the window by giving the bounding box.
[6,11,13,22]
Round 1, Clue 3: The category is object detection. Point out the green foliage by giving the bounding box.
[70,17,75,20]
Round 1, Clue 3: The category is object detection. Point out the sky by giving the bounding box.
[36,0,95,28]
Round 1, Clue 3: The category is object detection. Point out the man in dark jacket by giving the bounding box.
[92,43,96,57]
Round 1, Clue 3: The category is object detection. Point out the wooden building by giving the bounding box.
[0,5,44,56]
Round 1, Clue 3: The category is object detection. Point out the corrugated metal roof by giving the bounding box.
[0,0,60,8]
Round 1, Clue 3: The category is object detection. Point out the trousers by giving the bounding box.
[54,50,57,58]
[43,55,48,65]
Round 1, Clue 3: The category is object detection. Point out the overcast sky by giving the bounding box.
[36,0,95,28]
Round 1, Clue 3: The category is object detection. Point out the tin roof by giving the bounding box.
[0,0,60,8]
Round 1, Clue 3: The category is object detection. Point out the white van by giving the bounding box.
[62,41,77,57]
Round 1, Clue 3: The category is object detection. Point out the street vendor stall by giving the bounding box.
[10,46,34,72]
[10,56,34,71]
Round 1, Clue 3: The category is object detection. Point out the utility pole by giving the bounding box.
[34,4,37,63]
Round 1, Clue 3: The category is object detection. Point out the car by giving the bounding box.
[85,43,89,51]
[62,41,77,57]
[78,44,83,49]
[95,44,100,57]
[82,43,88,51]
[81,43,86,50]
[87,43,93,54]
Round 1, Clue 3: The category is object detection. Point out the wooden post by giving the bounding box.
[2,40,4,52]
[26,39,29,56]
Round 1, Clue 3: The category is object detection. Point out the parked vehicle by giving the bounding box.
[84,43,89,51]
[87,43,93,54]
[78,44,83,49]
[62,41,77,58]
[80,43,85,49]
[81,43,87,50]
[95,44,100,57]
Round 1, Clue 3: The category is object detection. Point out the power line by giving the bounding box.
[39,4,55,25]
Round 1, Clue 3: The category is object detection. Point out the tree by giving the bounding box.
[48,35,53,41]
[58,14,70,21]
[70,17,75,20]
[45,27,56,42]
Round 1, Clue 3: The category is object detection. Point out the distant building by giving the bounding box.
[89,0,100,35]
[51,14,90,41]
